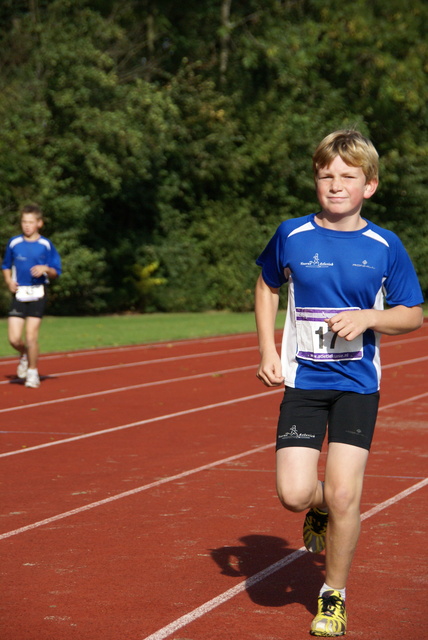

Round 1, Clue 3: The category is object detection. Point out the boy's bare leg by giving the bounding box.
[7,316,26,356]
[24,317,42,369]
[277,443,368,587]
[323,442,369,589]
[276,447,324,512]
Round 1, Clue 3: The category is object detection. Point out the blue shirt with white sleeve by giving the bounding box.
[2,235,62,286]
[256,213,423,394]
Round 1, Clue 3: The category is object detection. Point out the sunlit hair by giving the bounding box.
[21,203,43,220]
[312,130,379,182]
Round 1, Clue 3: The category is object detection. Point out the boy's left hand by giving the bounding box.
[326,309,370,341]
[30,265,47,278]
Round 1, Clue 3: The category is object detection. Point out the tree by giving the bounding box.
[0,0,426,315]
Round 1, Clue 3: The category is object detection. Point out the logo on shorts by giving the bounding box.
[278,425,316,440]
[345,428,365,438]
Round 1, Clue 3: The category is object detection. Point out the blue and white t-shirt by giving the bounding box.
[256,213,423,394]
[2,235,62,286]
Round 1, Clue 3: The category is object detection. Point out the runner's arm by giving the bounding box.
[30,265,58,279]
[255,274,284,387]
[2,268,18,293]
[327,305,423,341]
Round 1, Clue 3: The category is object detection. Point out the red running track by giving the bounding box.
[0,325,427,640]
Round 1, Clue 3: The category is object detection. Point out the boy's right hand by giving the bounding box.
[256,354,284,387]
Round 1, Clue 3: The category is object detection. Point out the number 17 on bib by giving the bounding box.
[296,307,363,362]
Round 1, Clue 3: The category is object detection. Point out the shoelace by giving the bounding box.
[322,594,344,615]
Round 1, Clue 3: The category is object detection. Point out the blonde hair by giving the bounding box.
[312,130,379,182]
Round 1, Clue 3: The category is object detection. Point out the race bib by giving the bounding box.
[16,285,45,302]
[296,307,363,362]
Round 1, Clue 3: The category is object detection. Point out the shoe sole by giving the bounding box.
[303,534,326,554]
[310,624,346,637]
[310,633,345,637]
[303,509,328,553]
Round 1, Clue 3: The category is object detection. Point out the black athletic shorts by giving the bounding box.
[8,295,46,319]
[276,387,380,452]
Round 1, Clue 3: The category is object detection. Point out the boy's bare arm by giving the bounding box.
[255,274,284,387]
[327,305,423,341]
[2,269,17,293]
[30,265,58,279]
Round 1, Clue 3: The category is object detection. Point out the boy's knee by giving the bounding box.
[325,485,359,515]
[277,485,313,513]
[26,335,39,348]
[9,336,22,350]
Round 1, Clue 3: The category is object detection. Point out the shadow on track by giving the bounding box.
[210,534,324,614]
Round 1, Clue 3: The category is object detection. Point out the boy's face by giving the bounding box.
[21,213,43,238]
[315,155,378,218]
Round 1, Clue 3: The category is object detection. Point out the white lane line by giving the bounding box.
[140,549,308,640]
[141,477,428,640]
[1,391,427,538]
[0,333,426,383]
[2,437,426,546]
[2,386,428,460]
[0,388,281,458]
[0,327,425,366]
[0,332,261,365]
[360,478,428,521]
[0,345,259,386]
[1,353,426,416]
[0,363,257,414]
[377,391,428,411]
[0,443,273,540]
[382,356,428,369]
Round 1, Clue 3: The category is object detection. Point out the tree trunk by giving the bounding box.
[219,0,232,86]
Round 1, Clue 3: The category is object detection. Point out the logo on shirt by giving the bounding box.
[352,259,375,269]
[300,253,334,268]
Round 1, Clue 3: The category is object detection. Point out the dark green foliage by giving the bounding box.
[0,0,426,315]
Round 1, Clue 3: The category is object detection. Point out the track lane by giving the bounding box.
[1,444,426,640]
[1,360,427,533]
[1,326,427,640]
[0,327,426,406]
[1,388,426,542]
[0,393,278,531]
[0,343,426,445]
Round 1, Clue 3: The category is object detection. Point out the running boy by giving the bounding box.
[255,130,423,636]
[2,204,62,388]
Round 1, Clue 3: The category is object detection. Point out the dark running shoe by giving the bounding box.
[303,507,328,553]
[310,589,347,636]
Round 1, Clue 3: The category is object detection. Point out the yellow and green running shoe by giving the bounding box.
[303,507,328,553]
[310,590,347,637]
